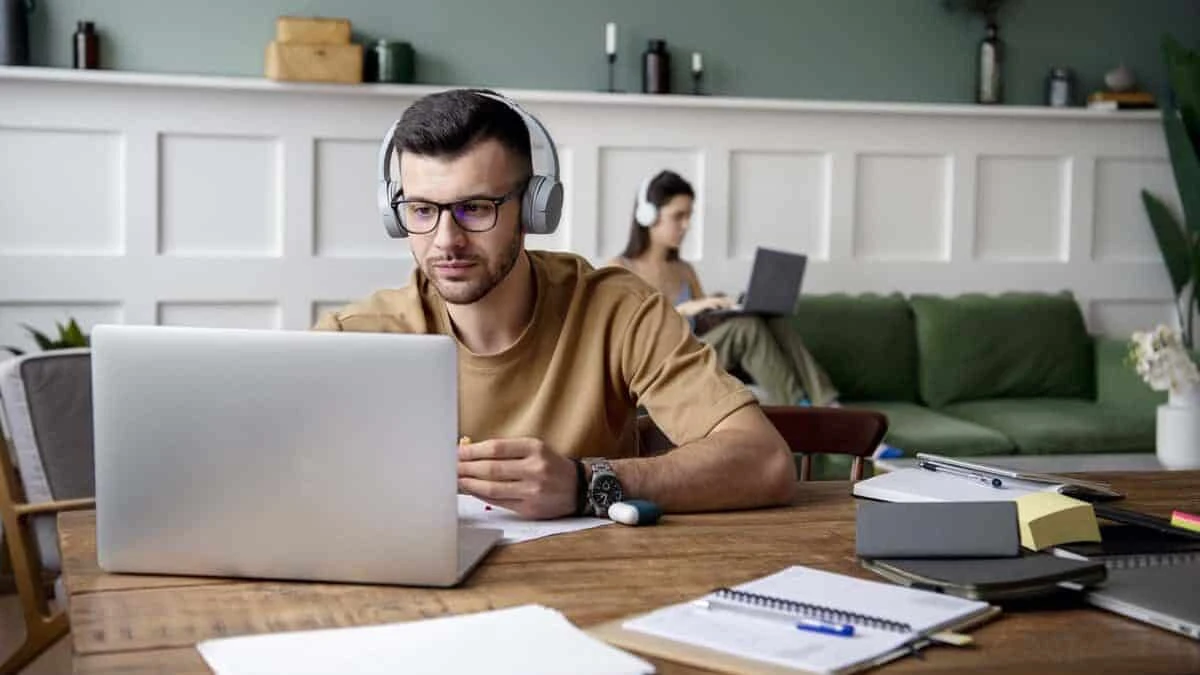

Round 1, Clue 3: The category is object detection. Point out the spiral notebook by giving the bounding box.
[591,566,999,675]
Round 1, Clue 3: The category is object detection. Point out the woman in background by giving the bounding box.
[607,170,837,406]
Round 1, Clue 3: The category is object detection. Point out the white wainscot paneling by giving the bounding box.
[597,148,702,262]
[1093,158,1181,262]
[729,151,830,261]
[1089,299,1177,338]
[160,134,282,256]
[976,156,1068,261]
[315,139,402,258]
[0,128,122,255]
[853,154,949,261]
[157,302,281,329]
[0,302,122,357]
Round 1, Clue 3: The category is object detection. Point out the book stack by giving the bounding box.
[265,16,363,84]
[1087,91,1156,111]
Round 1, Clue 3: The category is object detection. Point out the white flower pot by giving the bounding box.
[1157,385,1200,469]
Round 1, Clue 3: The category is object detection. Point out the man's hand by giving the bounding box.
[457,438,578,520]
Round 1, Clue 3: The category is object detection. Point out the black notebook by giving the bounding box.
[1052,524,1200,569]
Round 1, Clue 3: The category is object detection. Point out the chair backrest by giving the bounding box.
[637,405,888,482]
[0,348,95,572]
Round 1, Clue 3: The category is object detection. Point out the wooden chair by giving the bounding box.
[0,350,96,675]
[638,405,889,482]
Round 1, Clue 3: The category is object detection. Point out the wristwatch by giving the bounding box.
[581,457,624,517]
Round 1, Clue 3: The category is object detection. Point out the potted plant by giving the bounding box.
[2,318,91,356]
[1129,325,1200,468]
[1141,36,1200,350]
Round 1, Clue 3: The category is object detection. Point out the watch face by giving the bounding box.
[592,475,624,509]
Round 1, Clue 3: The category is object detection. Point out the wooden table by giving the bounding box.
[60,472,1200,674]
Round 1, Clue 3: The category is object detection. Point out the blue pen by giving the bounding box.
[796,619,855,637]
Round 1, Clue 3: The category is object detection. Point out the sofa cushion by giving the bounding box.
[941,398,1154,455]
[911,292,1094,407]
[846,401,1014,456]
[790,294,918,402]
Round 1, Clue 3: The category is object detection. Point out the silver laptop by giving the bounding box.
[91,324,500,587]
[708,247,808,317]
[1084,561,1200,640]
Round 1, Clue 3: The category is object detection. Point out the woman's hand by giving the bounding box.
[676,295,735,317]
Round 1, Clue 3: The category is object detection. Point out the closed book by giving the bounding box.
[856,500,1020,559]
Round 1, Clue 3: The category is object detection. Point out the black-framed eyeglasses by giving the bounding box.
[390,187,523,235]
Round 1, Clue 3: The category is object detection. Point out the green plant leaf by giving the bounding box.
[1163,35,1200,157]
[22,324,54,351]
[1142,190,1192,297]
[63,318,87,347]
[1161,107,1200,237]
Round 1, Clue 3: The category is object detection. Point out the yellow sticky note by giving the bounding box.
[1015,492,1101,551]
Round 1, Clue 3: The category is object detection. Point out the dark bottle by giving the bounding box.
[976,22,1002,104]
[73,20,98,69]
[1,0,34,66]
[642,39,670,94]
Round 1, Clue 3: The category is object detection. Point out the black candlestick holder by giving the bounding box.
[606,53,618,92]
[691,70,705,95]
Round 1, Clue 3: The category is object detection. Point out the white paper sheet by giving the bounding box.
[198,604,654,675]
[457,495,611,544]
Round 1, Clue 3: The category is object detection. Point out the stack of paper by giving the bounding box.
[1016,492,1101,551]
[198,604,654,675]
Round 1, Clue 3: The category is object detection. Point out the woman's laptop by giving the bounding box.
[91,325,500,587]
[706,247,808,318]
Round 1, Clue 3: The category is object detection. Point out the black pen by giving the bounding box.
[918,461,1003,489]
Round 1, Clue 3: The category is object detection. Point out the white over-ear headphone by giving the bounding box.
[634,172,660,227]
[377,90,563,238]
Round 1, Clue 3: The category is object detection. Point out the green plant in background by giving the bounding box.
[1142,36,1200,350]
[1,319,90,356]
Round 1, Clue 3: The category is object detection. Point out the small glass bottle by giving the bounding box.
[642,39,670,94]
[976,23,1002,104]
[1045,66,1075,107]
[73,20,99,69]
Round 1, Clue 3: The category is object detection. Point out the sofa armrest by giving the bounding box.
[1094,336,1165,414]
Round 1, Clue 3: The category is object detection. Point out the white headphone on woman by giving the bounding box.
[634,172,662,227]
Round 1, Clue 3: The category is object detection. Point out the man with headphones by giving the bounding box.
[314,89,795,520]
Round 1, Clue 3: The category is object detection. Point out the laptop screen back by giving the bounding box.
[741,248,808,315]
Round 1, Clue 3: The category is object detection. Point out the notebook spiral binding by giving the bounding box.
[1105,552,1200,570]
[711,588,912,633]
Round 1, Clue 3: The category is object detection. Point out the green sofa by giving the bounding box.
[787,292,1168,461]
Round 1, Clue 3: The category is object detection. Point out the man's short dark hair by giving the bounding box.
[395,89,533,177]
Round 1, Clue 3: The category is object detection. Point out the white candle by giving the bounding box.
[605,23,617,56]
[692,51,703,73]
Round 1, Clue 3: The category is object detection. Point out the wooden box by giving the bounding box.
[275,16,351,45]
[265,42,363,83]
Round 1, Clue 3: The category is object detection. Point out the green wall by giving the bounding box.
[25,0,1200,105]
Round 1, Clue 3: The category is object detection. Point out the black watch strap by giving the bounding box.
[572,458,587,517]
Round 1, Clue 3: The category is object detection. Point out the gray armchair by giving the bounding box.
[0,349,96,675]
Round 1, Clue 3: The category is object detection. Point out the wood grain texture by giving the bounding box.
[61,472,1200,674]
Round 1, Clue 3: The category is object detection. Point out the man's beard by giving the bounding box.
[422,229,523,305]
